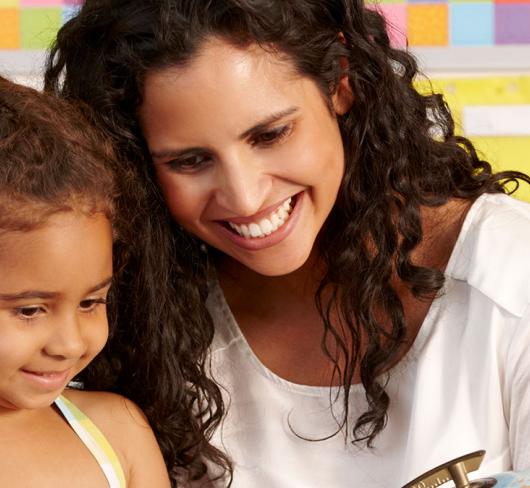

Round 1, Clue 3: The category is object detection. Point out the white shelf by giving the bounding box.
[2,45,530,80]
[411,46,530,74]
[0,50,47,76]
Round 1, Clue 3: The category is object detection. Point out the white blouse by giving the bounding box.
[207,193,530,487]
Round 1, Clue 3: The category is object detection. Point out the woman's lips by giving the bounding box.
[215,191,304,251]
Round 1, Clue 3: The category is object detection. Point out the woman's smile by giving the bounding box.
[224,195,294,238]
[215,192,304,251]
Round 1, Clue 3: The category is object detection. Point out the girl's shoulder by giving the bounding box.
[62,388,170,487]
[62,388,149,431]
[448,193,530,317]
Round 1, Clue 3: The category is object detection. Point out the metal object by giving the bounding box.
[402,450,530,488]
[402,451,486,488]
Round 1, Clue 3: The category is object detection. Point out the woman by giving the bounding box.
[46,1,530,486]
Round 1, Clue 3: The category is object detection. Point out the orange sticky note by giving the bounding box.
[407,4,448,47]
[0,8,20,49]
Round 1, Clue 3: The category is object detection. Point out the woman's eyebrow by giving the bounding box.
[239,106,299,140]
[151,146,205,161]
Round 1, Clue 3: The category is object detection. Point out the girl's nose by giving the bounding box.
[44,314,86,360]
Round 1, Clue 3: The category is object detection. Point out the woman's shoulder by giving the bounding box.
[447,193,530,317]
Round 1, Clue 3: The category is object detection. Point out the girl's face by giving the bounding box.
[140,39,352,276]
[0,212,112,412]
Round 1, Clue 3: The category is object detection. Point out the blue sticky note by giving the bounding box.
[62,4,80,24]
[450,3,494,46]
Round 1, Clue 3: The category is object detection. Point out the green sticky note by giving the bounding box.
[20,7,61,49]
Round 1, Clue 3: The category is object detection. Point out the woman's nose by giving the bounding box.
[213,152,271,217]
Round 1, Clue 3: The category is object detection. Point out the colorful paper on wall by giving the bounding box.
[416,76,530,202]
[1,1,530,50]
[368,0,530,48]
[0,1,79,50]
[0,9,19,49]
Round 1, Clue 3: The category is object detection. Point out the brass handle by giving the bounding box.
[402,450,486,488]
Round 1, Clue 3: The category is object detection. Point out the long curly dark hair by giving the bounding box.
[45,0,530,478]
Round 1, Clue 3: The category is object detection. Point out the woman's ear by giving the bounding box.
[332,71,354,116]
[331,36,354,115]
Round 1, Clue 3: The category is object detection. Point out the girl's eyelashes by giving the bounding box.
[251,124,292,147]
[12,297,107,320]
[78,297,107,313]
[14,305,46,321]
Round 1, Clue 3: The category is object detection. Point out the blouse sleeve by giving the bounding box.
[504,305,530,470]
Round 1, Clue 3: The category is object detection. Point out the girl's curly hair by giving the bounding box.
[0,75,117,231]
[45,0,530,482]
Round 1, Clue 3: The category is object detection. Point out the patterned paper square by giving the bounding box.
[20,7,61,49]
[62,4,80,23]
[408,0,447,3]
[495,0,530,4]
[451,3,494,45]
[0,8,20,48]
[495,4,530,43]
[20,0,63,5]
[408,3,449,46]
[450,0,492,4]
[369,3,408,48]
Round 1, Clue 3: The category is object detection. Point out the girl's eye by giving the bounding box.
[166,153,211,173]
[252,125,291,147]
[79,298,107,313]
[15,306,45,320]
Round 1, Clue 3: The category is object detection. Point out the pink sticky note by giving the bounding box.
[369,4,408,49]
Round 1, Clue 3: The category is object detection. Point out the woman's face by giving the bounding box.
[139,39,350,276]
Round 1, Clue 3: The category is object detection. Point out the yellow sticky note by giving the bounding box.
[416,76,530,203]
[0,8,20,49]
[0,1,19,7]
[408,4,448,47]
[475,137,530,203]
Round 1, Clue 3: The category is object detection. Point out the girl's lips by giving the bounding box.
[215,191,304,251]
[20,368,71,391]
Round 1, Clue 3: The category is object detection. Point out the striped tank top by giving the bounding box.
[54,395,127,488]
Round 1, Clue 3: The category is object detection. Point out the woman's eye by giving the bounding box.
[166,153,211,173]
[79,298,107,313]
[252,125,291,147]
[15,306,45,320]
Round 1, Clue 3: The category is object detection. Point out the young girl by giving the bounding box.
[0,77,170,487]
[46,1,530,486]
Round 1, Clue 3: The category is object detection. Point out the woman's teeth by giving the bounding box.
[228,197,293,238]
